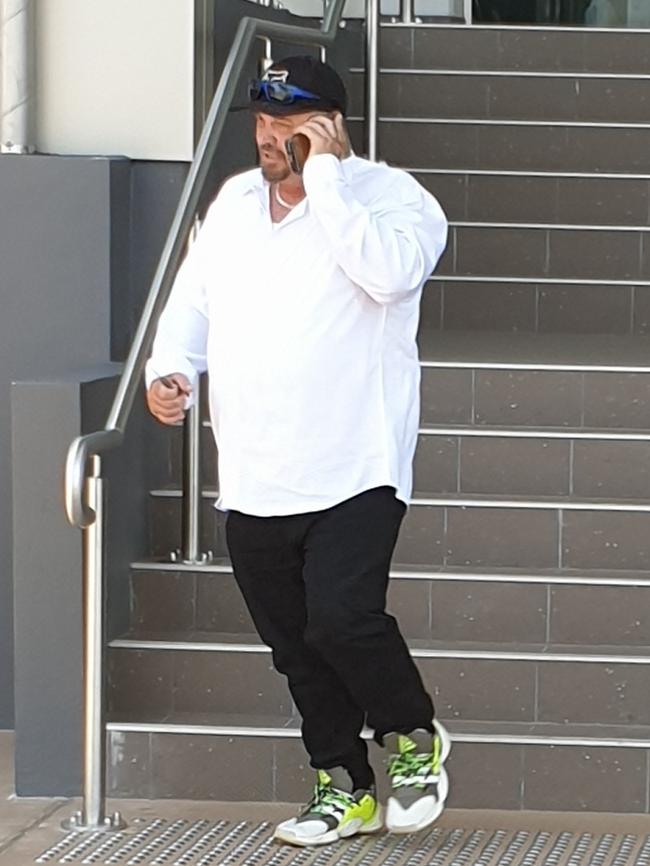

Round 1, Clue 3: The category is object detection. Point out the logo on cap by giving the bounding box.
[262,68,289,84]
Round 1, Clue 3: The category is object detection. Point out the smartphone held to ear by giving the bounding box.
[285,133,310,175]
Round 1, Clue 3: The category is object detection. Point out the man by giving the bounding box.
[145,55,449,847]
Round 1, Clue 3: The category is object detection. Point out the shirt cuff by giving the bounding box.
[302,153,345,192]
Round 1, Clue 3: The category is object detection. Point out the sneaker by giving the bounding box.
[385,720,451,834]
[273,767,383,847]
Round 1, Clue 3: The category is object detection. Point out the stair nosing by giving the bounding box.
[108,637,650,665]
[418,425,650,441]
[381,22,650,35]
[130,560,650,586]
[416,168,650,180]
[149,488,650,512]
[105,719,650,749]
[349,115,650,129]
[418,359,650,372]
[450,221,650,232]
[351,67,650,81]
[198,420,650,441]
[428,275,650,285]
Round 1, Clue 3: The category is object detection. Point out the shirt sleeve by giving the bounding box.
[144,216,211,405]
[302,154,448,306]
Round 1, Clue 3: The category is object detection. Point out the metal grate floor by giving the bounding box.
[33,820,650,866]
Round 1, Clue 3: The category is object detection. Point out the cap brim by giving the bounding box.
[230,100,341,116]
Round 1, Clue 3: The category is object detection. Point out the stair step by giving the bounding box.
[350,119,650,173]
[151,488,650,512]
[350,70,650,124]
[106,712,650,809]
[128,563,650,647]
[437,223,650,283]
[416,171,650,228]
[164,423,650,498]
[149,492,650,571]
[380,23,650,75]
[419,330,650,371]
[107,711,650,748]
[107,634,650,729]
[423,280,648,336]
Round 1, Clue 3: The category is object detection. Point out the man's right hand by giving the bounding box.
[146,373,192,425]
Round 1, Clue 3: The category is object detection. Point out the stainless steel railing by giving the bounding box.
[62,0,369,833]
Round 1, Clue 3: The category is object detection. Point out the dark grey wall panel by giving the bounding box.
[111,162,190,361]
[12,379,84,795]
[12,368,154,795]
[0,155,115,729]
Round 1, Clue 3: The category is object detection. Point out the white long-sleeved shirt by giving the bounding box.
[146,153,448,516]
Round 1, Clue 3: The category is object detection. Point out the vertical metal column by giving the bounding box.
[173,219,213,566]
[62,456,125,833]
[464,0,473,23]
[1,0,35,153]
[400,0,415,23]
[366,0,379,162]
[180,389,203,564]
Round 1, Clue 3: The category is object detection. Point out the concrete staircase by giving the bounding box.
[107,23,650,814]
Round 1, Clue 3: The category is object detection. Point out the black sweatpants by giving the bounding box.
[225,486,435,787]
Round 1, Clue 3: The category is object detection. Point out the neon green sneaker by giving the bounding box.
[385,721,451,834]
[274,767,383,847]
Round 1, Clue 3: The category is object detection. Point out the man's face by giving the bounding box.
[254,110,324,182]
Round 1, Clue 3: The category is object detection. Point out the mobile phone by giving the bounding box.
[285,133,310,175]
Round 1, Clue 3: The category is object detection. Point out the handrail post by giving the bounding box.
[395,0,421,30]
[463,0,472,24]
[366,0,379,161]
[62,456,125,833]
[401,0,414,23]
[173,219,213,566]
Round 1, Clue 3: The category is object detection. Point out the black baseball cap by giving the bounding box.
[244,55,348,117]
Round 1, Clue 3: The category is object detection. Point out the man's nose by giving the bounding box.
[259,132,280,149]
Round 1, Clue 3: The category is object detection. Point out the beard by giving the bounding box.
[258,146,291,182]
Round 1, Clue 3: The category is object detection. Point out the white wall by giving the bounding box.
[35,0,194,161]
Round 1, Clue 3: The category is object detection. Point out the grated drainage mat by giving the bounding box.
[33,820,650,866]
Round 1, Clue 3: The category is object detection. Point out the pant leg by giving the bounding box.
[225,509,374,785]
[301,487,435,743]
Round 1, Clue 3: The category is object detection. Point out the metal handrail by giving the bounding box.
[64,0,347,531]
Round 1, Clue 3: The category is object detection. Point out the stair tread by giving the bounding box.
[110,631,650,658]
[130,559,650,584]
[106,709,650,742]
[418,330,650,369]
[149,487,650,508]
[199,421,650,438]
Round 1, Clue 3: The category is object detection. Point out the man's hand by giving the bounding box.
[146,373,192,425]
[294,112,351,162]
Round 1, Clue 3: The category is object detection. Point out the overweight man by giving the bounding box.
[146,55,449,848]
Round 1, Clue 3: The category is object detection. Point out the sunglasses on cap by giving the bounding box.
[249,79,321,105]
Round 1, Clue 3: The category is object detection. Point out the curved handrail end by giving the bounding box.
[64,429,123,529]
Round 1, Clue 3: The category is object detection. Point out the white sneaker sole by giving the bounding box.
[386,767,449,835]
[274,808,384,847]
[385,723,452,836]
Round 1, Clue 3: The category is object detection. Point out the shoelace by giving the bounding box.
[388,736,442,789]
[305,782,355,817]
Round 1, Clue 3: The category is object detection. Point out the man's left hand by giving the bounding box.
[295,112,351,162]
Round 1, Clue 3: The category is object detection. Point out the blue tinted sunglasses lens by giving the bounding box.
[249,80,319,104]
